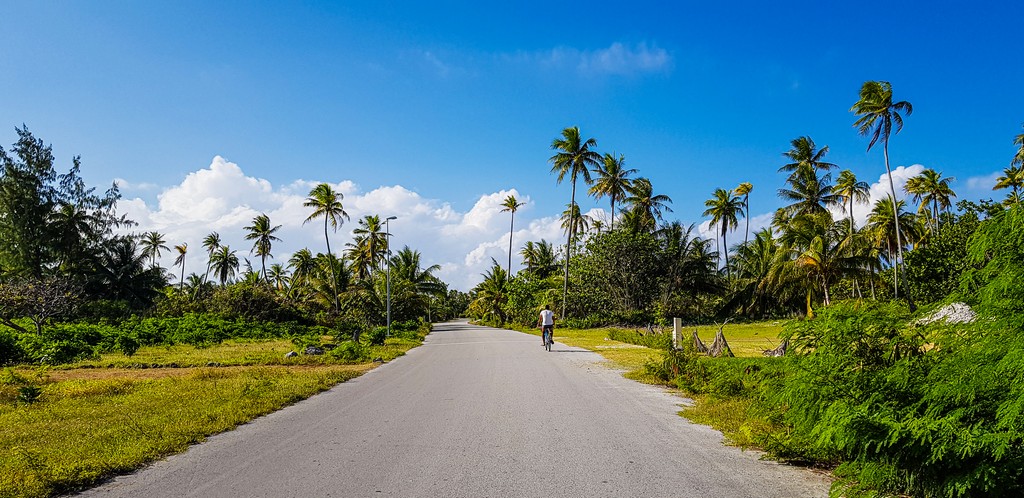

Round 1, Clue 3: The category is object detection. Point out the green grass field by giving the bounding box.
[0,338,421,498]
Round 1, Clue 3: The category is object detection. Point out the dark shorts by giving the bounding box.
[542,325,553,334]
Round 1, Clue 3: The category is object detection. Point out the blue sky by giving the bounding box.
[2,1,1021,289]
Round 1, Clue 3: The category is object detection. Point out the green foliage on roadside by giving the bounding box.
[607,328,671,350]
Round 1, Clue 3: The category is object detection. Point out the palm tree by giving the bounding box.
[778,166,839,218]
[623,177,673,233]
[500,195,525,279]
[389,246,445,297]
[349,215,388,278]
[549,126,601,317]
[560,203,590,237]
[904,168,956,232]
[780,136,837,176]
[1013,124,1024,168]
[244,213,282,282]
[288,248,317,290]
[303,183,349,311]
[173,243,188,292]
[521,240,559,277]
[832,170,871,236]
[866,197,918,295]
[994,165,1024,206]
[734,182,753,246]
[139,231,168,267]
[209,245,240,285]
[471,261,509,325]
[703,188,744,278]
[267,263,289,292]
[201,232,221,285]
[589,153,636,230]
[852,80,913,298]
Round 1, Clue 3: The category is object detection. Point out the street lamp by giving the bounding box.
[385,216,397,338]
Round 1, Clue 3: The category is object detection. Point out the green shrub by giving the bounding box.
[607,328,672,350]
[328,341,368,363]
[362,327,387,346]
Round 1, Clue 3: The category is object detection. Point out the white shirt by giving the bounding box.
[539,309,554,326]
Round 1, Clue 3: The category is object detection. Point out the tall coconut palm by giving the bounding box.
[303,183,349,311]
[139,231,168,267]
[780,136,837,177]
[201,232,221,285]
[703,188,744,278]
[173,242,188,292]
[549,126,600,317]
[589,152,636,230]
[500,195,525,279]
[208,245,239,286]
[734,182,753,246]
[623,177,673,233]
[904,168,956,231]
[244,213,282,283]
[852,80,913,298]
[267,263,289,292]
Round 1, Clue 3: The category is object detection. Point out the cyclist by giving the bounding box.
[538,305,554,347]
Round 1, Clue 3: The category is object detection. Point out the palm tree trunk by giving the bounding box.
[324,217,339,312]
[722,228,730,280]
[610,197,616,231]
[562,179,577,319]
[507,211,514,282]
[179,261,185,292]
[744,195,750,247]
[883,141,903,299]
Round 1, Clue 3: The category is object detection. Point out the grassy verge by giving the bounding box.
[0,337,421,498]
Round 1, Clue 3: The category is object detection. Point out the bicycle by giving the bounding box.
[542,328,553,352]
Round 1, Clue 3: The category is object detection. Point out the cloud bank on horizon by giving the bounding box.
[121,157,1005,291]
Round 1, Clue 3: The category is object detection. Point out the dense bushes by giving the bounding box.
[607,328,672,350]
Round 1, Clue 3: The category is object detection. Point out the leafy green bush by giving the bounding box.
[361,327,387,346]
[328,341,368,363]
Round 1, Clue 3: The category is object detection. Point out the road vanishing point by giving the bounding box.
[77,320,831,497]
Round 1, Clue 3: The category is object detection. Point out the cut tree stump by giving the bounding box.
[692,329,709,353]
[762,339,788,357]
[707,321,734,357]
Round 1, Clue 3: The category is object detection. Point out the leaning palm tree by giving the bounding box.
[303,183,349,311]
[208,245,240,286]
[500,195,525,279]
[623,177,673,233]
[589,153,636,230]
[904,168,956,232]
[173,243,188,292]
[780,136,837,177]
[139,231,168,267]
[244,213,282,282]
[851,80,913,298]
[703,188,744,279]
[734,182,753,246]
[549,126,601,317]
[201,232,221,285]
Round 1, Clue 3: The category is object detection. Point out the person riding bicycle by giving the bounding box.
[538,305,554,347]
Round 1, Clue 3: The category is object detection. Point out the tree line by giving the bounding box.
[469,80,1024,326]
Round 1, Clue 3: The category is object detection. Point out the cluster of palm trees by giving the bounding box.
[142,183,449,325]
[475,82,1024,323]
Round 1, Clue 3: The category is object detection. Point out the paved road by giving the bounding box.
[78,320,830,497]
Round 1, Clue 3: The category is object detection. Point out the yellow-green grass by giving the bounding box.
[688,321,787,357]
[0,337,420,498]
[510,325,662,380]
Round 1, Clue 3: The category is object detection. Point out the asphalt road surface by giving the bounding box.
[77,320,831,497]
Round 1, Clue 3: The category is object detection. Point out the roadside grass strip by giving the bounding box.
[0,338,420,498]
